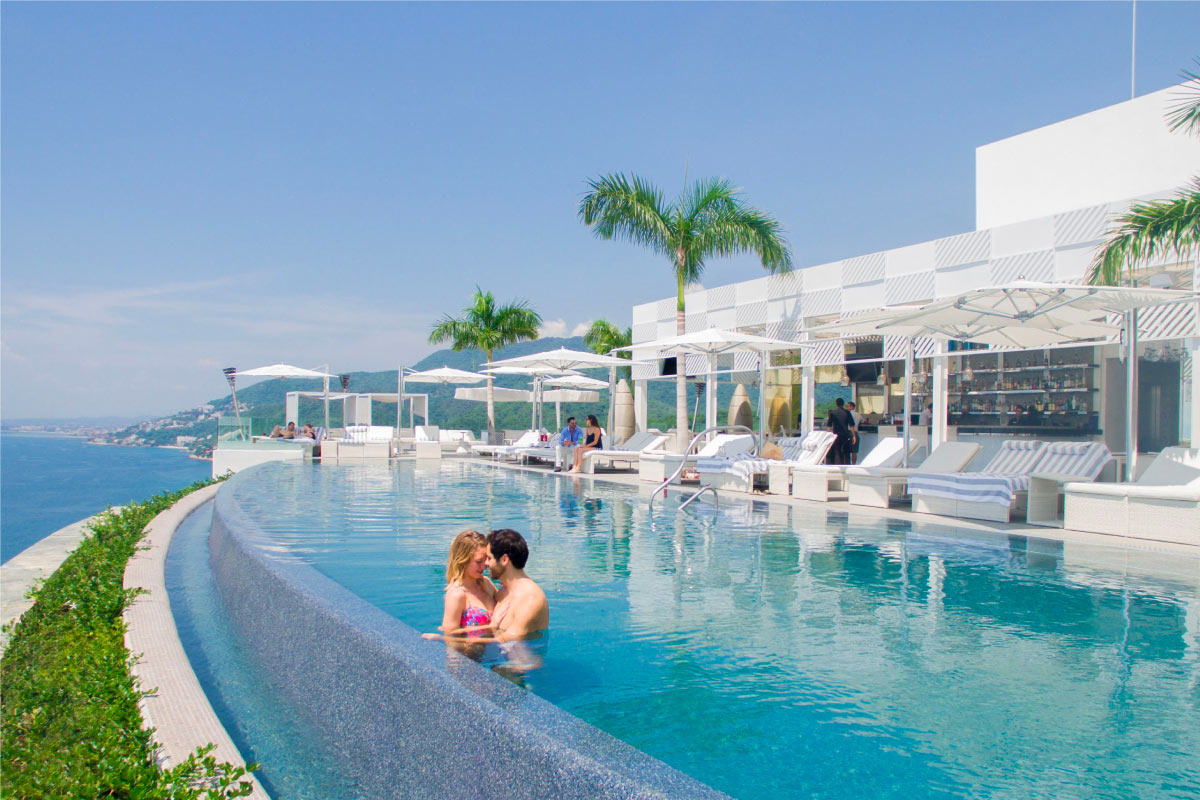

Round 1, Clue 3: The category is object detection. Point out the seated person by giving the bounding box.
[268,422,298,439]
[300,423,317,439]
[554,417,584,472]
[567,415,603,474]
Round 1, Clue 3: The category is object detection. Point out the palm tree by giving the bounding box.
[584,319,633,381]
[1090,62,1200,285]
[429,287,541,437]
[580,174,792,450]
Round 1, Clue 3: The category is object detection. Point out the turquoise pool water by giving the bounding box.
[200,461,1200,799]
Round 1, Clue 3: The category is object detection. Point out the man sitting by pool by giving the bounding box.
[423,528,549,654]
[554,416,584,472]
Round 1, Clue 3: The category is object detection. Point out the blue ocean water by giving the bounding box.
[182,462,1200,800]
[0,433,212,563]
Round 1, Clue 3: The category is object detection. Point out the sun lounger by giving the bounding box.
[1063,447,1200,543]
[846,441,983,508]
[700,433,837,493]
[580,431,669,474]
[331,425,396,460]
[776,436,918,501]
[472,430,541,460]
[639,433,755,483]
[912,441,1111,523]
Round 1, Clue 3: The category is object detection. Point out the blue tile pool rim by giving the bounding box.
[208,469,729,800]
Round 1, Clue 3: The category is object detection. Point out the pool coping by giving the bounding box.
[122,484,270,798]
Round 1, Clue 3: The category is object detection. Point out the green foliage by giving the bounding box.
[0,478,257,800]
[579,173,792,310]
[1090,60,1200,285]
[583,319,632,381]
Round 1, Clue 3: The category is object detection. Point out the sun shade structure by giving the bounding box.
[486,347,633,371]
[235,363,336,379]
[453,387,534,403]
[543,375,610,389]
[404,367,487,384]
[808,281,1198,475]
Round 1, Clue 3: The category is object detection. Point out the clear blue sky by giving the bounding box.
[3,1,1198,418]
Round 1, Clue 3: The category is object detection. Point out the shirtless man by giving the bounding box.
[485,528,549,640]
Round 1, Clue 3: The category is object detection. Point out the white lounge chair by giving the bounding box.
[846,441,983,508]
[908,440,1049,522]
[912,441,1111,524]
[471,430,541,460]
[639,433,756,483]
[775,436,918,501]
[329,425,395,460]
[701,433,837,494]
[580,431,669,474]
[1063,447,1200,543]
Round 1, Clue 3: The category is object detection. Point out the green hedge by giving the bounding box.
[1,480,256,799]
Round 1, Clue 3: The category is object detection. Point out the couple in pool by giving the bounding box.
[422,528,549,663]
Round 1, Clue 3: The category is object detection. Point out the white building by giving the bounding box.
[630,85,1200,461]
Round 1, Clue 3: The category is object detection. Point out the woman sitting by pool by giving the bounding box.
[435,529,496,640]
[566,414,603,474]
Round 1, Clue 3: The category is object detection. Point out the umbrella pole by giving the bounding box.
[556,400,561,431]
[758,350,769,449]
[1125,309,1138,481]
[903,337,914,468]
[397,366,404,433]
[323,365,330,431]
[531,377,538,431]
[706,354,717,443]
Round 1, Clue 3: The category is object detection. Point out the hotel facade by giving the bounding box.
[628,86,1200,467]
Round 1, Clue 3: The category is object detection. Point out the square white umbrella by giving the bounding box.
[234,363,339,431]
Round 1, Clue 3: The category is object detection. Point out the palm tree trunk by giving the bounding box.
[675,279,689,454]
[486,348,496,437]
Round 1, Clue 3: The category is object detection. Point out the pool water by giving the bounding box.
[194,461,1200,800]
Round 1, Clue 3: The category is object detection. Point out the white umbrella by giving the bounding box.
[454,386,533,402]
[404,366,486,384]
[809,282,1197,475]
[483,364,586,431]
[541,375,609,428]
[235,363,339,430]
[486,347,633,370]
[235,363,336,379]
[615,327,805,449]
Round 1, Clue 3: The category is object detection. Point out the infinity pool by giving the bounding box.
[182,461,1200,799]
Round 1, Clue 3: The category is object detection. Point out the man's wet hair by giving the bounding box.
[488,529,529,569]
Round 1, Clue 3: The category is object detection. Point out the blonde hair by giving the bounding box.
[445,529,487,585]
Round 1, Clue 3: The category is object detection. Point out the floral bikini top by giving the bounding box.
[456,585,492,638]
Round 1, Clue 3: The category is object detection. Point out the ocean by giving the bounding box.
[1,433,212,564]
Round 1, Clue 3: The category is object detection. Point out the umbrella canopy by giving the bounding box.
[614,327,801,356]
[454,386,534,402]
[541,389,601,403]
[484,365,581,377]
[487,347,633,370]
[235,363,336,378]
[404,366,487,384]
[543,375,609,389]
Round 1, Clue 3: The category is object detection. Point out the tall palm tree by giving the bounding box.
[580,174,792,450]
[584,319,633,381]
[429,287,541,437]
[1090,62,1200,285]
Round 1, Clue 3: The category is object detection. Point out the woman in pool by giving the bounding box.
[566,414,603,473]
[435,529,496,640]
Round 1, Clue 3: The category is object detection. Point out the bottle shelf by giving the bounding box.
[948,388,1096,395]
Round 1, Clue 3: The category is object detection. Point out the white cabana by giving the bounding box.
[234,363,339,429]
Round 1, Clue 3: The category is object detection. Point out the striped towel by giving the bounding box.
[909,440,1047,506]
[697,452,757,474]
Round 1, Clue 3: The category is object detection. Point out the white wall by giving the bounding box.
[976,85,1200,229]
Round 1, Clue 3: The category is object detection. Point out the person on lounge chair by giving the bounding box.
[567,415,603,473]
[268,422,297,439]
[554,417,584,472]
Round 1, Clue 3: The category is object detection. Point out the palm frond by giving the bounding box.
[429,288,541,352]
[692,203,793,274]
[583,319,632,355]
[579,174,674,257]
[1167,59,1200,136]
[1088,179,1200,285]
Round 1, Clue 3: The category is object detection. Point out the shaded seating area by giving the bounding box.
[639,433,755,483]
[471,430,541,460]
[773,435,917,501]
[910,441,1111,523]
[1063,447,1200,543]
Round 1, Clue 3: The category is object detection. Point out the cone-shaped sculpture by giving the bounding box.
[729,384,753,430]
[767,389,791,435]
[613,379,636,444]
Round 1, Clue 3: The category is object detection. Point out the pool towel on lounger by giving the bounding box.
[908,440,1046,506]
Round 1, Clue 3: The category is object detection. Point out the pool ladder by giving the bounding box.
[648,424,759,513]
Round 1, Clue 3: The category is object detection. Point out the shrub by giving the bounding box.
[1,480,256,799]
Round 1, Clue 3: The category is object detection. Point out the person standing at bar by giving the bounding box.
[826,397,855,465]
[845,401,863,465]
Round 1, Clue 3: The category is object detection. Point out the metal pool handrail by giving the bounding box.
[647,424,759,512]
